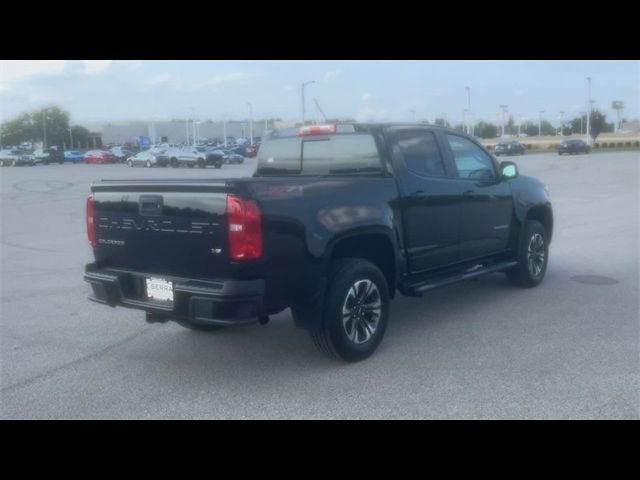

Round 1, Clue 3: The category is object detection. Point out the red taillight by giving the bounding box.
[226,195,262,260]
[299,124,337,136]
[86,194,97,248]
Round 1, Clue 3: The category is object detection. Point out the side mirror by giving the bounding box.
[500,161,518,179]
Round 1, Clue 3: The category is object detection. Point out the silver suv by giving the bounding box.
[0,149,36,167]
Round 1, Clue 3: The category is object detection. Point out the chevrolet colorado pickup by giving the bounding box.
[84,123,553,362]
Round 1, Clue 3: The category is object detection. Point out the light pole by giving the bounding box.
[42,109,48,149]
[301,80,315,126]
[579,112,586,134]
[465,86,471,134]
[247,102,253,144]
[499,105,508,137]
[558,111,565,136]
[185,119,190,145]
[539,110,545,136]
[586,77,592,145]
[263,112,271,136]
[223,116,227,148]
[68,128,73,150]
[409,109,416,122]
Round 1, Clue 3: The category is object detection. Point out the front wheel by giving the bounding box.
[506,220,549,288]
[170,158,179,168]
[197,158,206,169]
[310,258,389,362]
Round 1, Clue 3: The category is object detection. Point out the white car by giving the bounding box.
[126,151,164,168]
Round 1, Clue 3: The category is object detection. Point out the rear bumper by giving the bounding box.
[84,263,266,326]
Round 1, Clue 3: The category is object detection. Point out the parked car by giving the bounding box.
[33,147,65,164]
[0,149,36,166]
[494,141,526,156]
[168,146,208,168]
[204,148,225,169]
[557,139,590,155]
[126,151,166,168]
[64,150,86,163]
[223,150,245,164]
[245,144,259,157]
[84,123,553,362]
[110,147,135,163]
[84,150,118,164]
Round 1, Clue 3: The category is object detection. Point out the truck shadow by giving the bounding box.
[142,271,529,377]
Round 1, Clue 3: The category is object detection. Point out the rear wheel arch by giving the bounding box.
[325,230,398,299]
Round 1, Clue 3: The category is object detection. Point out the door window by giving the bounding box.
[446,135,496,180]
[395,130,446,177]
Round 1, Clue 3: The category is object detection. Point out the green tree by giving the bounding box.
[434,117,450,128]
[70,125,90,149]
[474,121,498,139]
[505,115,516,135]
[0,106,71,148]
[589,110,608,141]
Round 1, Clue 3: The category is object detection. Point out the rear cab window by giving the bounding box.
[256,132,383,176]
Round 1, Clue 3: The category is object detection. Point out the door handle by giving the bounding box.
[410,190,429,199]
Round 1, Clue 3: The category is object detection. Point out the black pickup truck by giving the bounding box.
[84,123,553,362]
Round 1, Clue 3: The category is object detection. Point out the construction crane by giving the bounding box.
[314,98,328,123]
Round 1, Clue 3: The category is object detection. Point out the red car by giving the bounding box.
[245,144,259,158]
[84,150,118,164]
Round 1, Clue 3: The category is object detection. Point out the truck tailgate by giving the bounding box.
[90,180,231,279]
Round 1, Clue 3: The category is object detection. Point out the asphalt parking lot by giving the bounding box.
[1,151,638,419]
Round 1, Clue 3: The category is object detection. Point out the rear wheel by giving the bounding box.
[309,258,389,362]
[197,158,206,168]
[214,161,222,169]
[506,220,548,288]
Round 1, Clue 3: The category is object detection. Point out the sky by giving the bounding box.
[1,60,638,127]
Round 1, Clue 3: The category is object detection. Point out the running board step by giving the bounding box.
[407,261,518,295]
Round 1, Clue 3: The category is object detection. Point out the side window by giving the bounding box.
[446,134,496,180]
[394,130,446,177]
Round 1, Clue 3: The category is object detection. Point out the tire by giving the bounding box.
[187,163,194,168]
[175,319,225,332]
[197,158,205,169]
[146,160,152,168]
[214,162,222,169]
[309,258,390,362]
[506,220,549,288]
[170,158,179,168]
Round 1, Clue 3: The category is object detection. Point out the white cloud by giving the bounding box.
[356,92,387,121]
[147,73,173,87]
[0,60,66,89]
[83,60,113,74]
[200,72,249,87]
[323,70,341,82]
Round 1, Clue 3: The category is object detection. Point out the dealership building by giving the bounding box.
[82,119,284,146]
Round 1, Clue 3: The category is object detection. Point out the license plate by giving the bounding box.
[145,277,174,302]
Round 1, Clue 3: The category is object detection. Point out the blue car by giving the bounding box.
[64,150,85,163]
